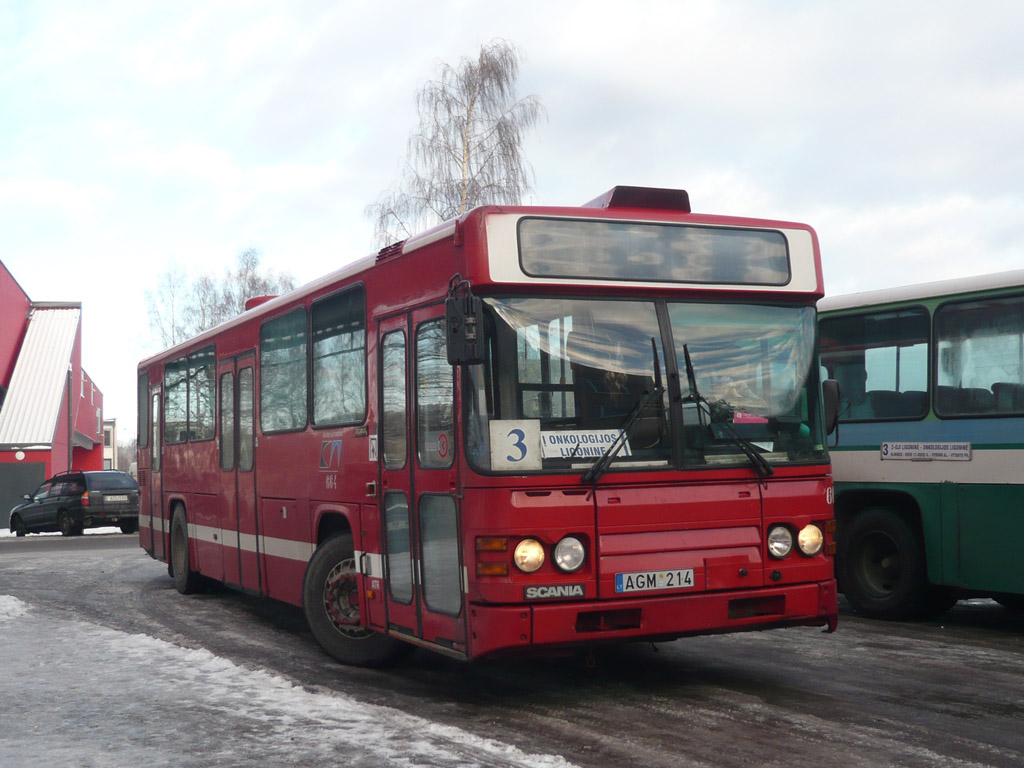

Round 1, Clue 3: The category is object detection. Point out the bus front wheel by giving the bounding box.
[302,534,411,667]
[838,507,933,620]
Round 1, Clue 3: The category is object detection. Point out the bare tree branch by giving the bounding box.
[147,249,297,345]
[366,39,544,248]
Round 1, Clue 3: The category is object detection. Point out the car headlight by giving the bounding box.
[553,536,586,573]
[798,524,824,556]
[513,538,545,573]
[767,525,794,559]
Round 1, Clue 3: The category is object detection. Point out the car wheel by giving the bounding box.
[119,519,139,534]
[170,507,205,595]
[302,533,411,667]
[11,515,27,537]
[58,510,82,537]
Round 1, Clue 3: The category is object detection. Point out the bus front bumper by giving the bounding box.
[467,579,838,659]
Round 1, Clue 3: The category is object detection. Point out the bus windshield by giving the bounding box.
[465,297,826,474]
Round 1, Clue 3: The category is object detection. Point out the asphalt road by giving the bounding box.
[2,533,1022,767]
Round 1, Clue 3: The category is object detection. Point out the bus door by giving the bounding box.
[217,354,260,593]
[378,309,467,652]
[147,387,166,561]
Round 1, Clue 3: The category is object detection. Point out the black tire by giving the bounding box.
[119,519,139,535]
[838,506,942,620]
[302,534,411,667]
[58,510,82,537]
[994,594,1024,611]
[170,507,205,595]
[11,515,27,537]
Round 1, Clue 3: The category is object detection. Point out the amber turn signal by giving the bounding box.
[476,562,509,577]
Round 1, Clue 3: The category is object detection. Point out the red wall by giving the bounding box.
[0,260,31,389]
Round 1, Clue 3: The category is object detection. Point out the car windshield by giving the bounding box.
[87,472,138,490]
[465,297,826,474]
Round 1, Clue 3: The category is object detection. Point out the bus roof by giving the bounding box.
[818,269,1024,313]
[141,187,823,368]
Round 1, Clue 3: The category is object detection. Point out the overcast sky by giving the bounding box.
[3,1,1023,439]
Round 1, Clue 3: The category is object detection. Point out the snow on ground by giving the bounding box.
[0,595,577,768]
[0,526,124,537]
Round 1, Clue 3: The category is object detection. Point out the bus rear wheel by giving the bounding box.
[302,534,410,667]
[838,506,935,620]
[170,507,205,595]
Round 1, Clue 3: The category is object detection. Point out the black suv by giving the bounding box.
[8,471,139,536]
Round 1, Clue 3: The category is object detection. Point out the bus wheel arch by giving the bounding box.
[302,532,411,667]
[315,510,354,548]
[169,503,205,595]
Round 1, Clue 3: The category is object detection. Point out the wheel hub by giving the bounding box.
[859,532,900,597]
[322,559,371,639]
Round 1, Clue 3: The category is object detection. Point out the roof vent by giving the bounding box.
[376,241,405,261]
[244,295,276,311]
[582,186,691,212]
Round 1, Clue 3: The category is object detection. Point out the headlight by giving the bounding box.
[513,538,545,573]
[767,525,794,559]
[553,536,586,573]
[798,524,824,556]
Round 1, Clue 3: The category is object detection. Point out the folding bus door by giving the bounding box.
[217,354,260,593]
[378,315,418,637]
[409,306,466,651]
[147,387,166,561]
[378,308,466,653]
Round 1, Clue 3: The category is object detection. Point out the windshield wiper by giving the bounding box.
[580,385,664,484]
[581,338,664,485]
[682,344,773,478]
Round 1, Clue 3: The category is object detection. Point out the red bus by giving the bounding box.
[137,186,838,666]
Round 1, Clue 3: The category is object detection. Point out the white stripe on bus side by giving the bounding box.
[183,521,315,563]
[143,517,385,567]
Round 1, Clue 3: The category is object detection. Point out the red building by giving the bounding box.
[0,259,104,528]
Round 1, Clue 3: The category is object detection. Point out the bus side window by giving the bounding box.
[936,294,1024,416]
[416,320,454,469]
[820,308,928,421]
[419,495,461,616]
[312,286,366,426]
[220,371,234,471]
[239,368,254,472]
[381,331,408,468]
[260,308,308,432]
[385,492,413,604]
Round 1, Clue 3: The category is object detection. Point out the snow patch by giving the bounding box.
[0,607,578,768]
[0,594,29,620]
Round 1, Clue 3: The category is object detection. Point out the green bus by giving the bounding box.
[819,269,1024,618]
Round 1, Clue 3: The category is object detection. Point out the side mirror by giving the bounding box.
[445,276,486,365]
[822,379,840,436]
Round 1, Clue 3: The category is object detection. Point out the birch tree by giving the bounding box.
[367,39,544,247]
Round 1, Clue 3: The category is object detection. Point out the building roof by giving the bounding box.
[0,305,81,447]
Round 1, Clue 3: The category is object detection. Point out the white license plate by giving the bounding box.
[105,495,129,503]
[615,569,695,593]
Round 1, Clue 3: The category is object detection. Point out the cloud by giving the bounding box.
[5,0,1024,435]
